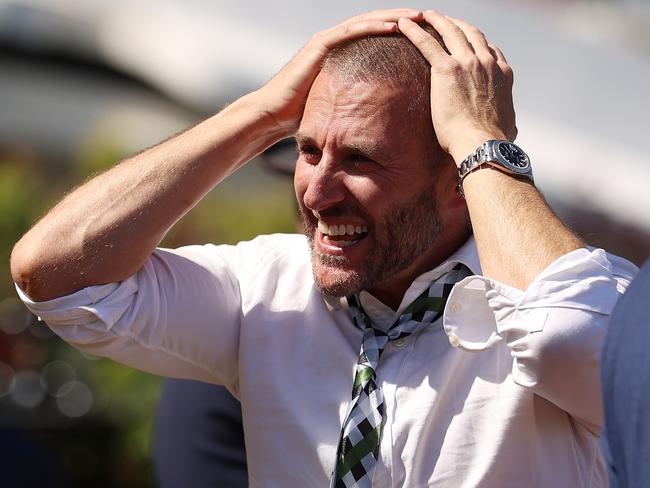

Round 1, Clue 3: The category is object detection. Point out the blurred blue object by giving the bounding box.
[601,260,650,488]
[154,379,247,488]
[0,428,65,488]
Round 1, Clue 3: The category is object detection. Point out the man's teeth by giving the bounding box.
[319,221,368,249]
[322,236,357,247]
[317,221,368,237]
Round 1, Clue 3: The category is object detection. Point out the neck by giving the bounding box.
[368,232,469,310]
[368,277,415,311]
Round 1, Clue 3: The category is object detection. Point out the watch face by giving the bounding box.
[497,142,529,170]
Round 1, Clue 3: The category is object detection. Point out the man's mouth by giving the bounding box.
[317,221,369,249]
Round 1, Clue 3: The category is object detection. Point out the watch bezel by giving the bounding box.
[488,141,531,175]
[457,140,534,198]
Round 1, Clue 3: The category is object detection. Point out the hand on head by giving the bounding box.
[257,9,423,136]
[259,8,516,166]
[397,11,517,164]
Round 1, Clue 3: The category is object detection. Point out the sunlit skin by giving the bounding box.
[294,70,470,309]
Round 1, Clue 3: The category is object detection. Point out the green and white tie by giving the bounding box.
[331,263,471,488]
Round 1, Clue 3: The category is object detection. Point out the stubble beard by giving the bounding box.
[301,191,441,297]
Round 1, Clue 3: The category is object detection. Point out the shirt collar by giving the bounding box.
[322,236,481,327]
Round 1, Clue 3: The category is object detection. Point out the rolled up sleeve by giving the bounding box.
[16,244,243,393]
[444,248,638,435]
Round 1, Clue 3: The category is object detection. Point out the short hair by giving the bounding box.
[321,24,446,165]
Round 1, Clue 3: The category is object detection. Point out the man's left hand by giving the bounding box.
[398,11,517,165]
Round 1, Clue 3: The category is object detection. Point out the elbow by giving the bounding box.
[11,238,38,296]
[10,237,54,301]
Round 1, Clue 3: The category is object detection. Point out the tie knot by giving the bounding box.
[347,263,472,339]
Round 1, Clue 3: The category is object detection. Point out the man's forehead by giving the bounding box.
[298,72,415,153]
[304,70,409,116]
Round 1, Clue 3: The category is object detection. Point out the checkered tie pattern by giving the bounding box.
[331,263,472,488]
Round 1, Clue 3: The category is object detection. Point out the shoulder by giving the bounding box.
[231,233,311,276]
[231,234,315,311]
[233,233,310,259]
[159,233,315,310]
[173,232,312,282]
[163,233,310,271]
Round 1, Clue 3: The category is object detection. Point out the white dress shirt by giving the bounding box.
[17,234,638,487]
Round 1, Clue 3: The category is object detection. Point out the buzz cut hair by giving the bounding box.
[321,24,447,166]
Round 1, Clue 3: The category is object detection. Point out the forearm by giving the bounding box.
[11,91,285,301]
[460,157,583,290]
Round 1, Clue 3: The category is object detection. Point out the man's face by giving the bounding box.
[295,71,455,299]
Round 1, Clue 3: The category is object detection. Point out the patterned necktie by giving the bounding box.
[331,263,472,488]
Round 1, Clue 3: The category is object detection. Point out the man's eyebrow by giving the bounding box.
[295,133,316,148]
[295,133,388,160]
[343,141,383,157]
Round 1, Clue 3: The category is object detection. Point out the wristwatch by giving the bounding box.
[457,140,534,197]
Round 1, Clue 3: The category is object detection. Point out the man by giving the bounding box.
[11,9,637,487]
[601,259,650,487]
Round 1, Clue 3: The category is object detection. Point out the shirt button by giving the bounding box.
[448,333,460,348]
[393,338,407,348]
[449,301,463,314]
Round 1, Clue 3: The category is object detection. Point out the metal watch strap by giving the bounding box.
[457,144,487,198]
[456,140,533,198]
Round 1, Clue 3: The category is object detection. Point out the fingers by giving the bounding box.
[488,43,508,65]
[422,10,474,57]
[445,16,493,61]
[397,18,449,66]
[488,43,514,83]
[349,8,423,23]
[400,11,512,80]
[397,12,485,70]
[316,9,423,51]
[318,19,397,50]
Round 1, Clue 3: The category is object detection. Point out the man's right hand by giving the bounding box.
[254,9,423,136]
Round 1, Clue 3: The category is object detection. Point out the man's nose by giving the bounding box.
[302,163,346,213]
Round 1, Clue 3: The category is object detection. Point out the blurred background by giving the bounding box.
[0,0,648,486]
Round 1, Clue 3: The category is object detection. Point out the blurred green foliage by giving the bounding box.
[0,135,296,486]
[0,156,54,297]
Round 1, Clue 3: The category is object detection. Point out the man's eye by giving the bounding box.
[299,146,321,163]
[348,154,376,171]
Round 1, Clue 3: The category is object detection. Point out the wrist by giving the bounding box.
[248,87,302,139]
[235,91,293,139]
[201,93,289,170]
[456,139,534,198]
[448,130,509,166]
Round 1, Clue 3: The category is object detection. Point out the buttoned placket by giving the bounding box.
[345,261,477,487]
[372,332,418,487]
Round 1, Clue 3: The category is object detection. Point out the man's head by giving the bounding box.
[321,26,443,152]
[294,27,469,305]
